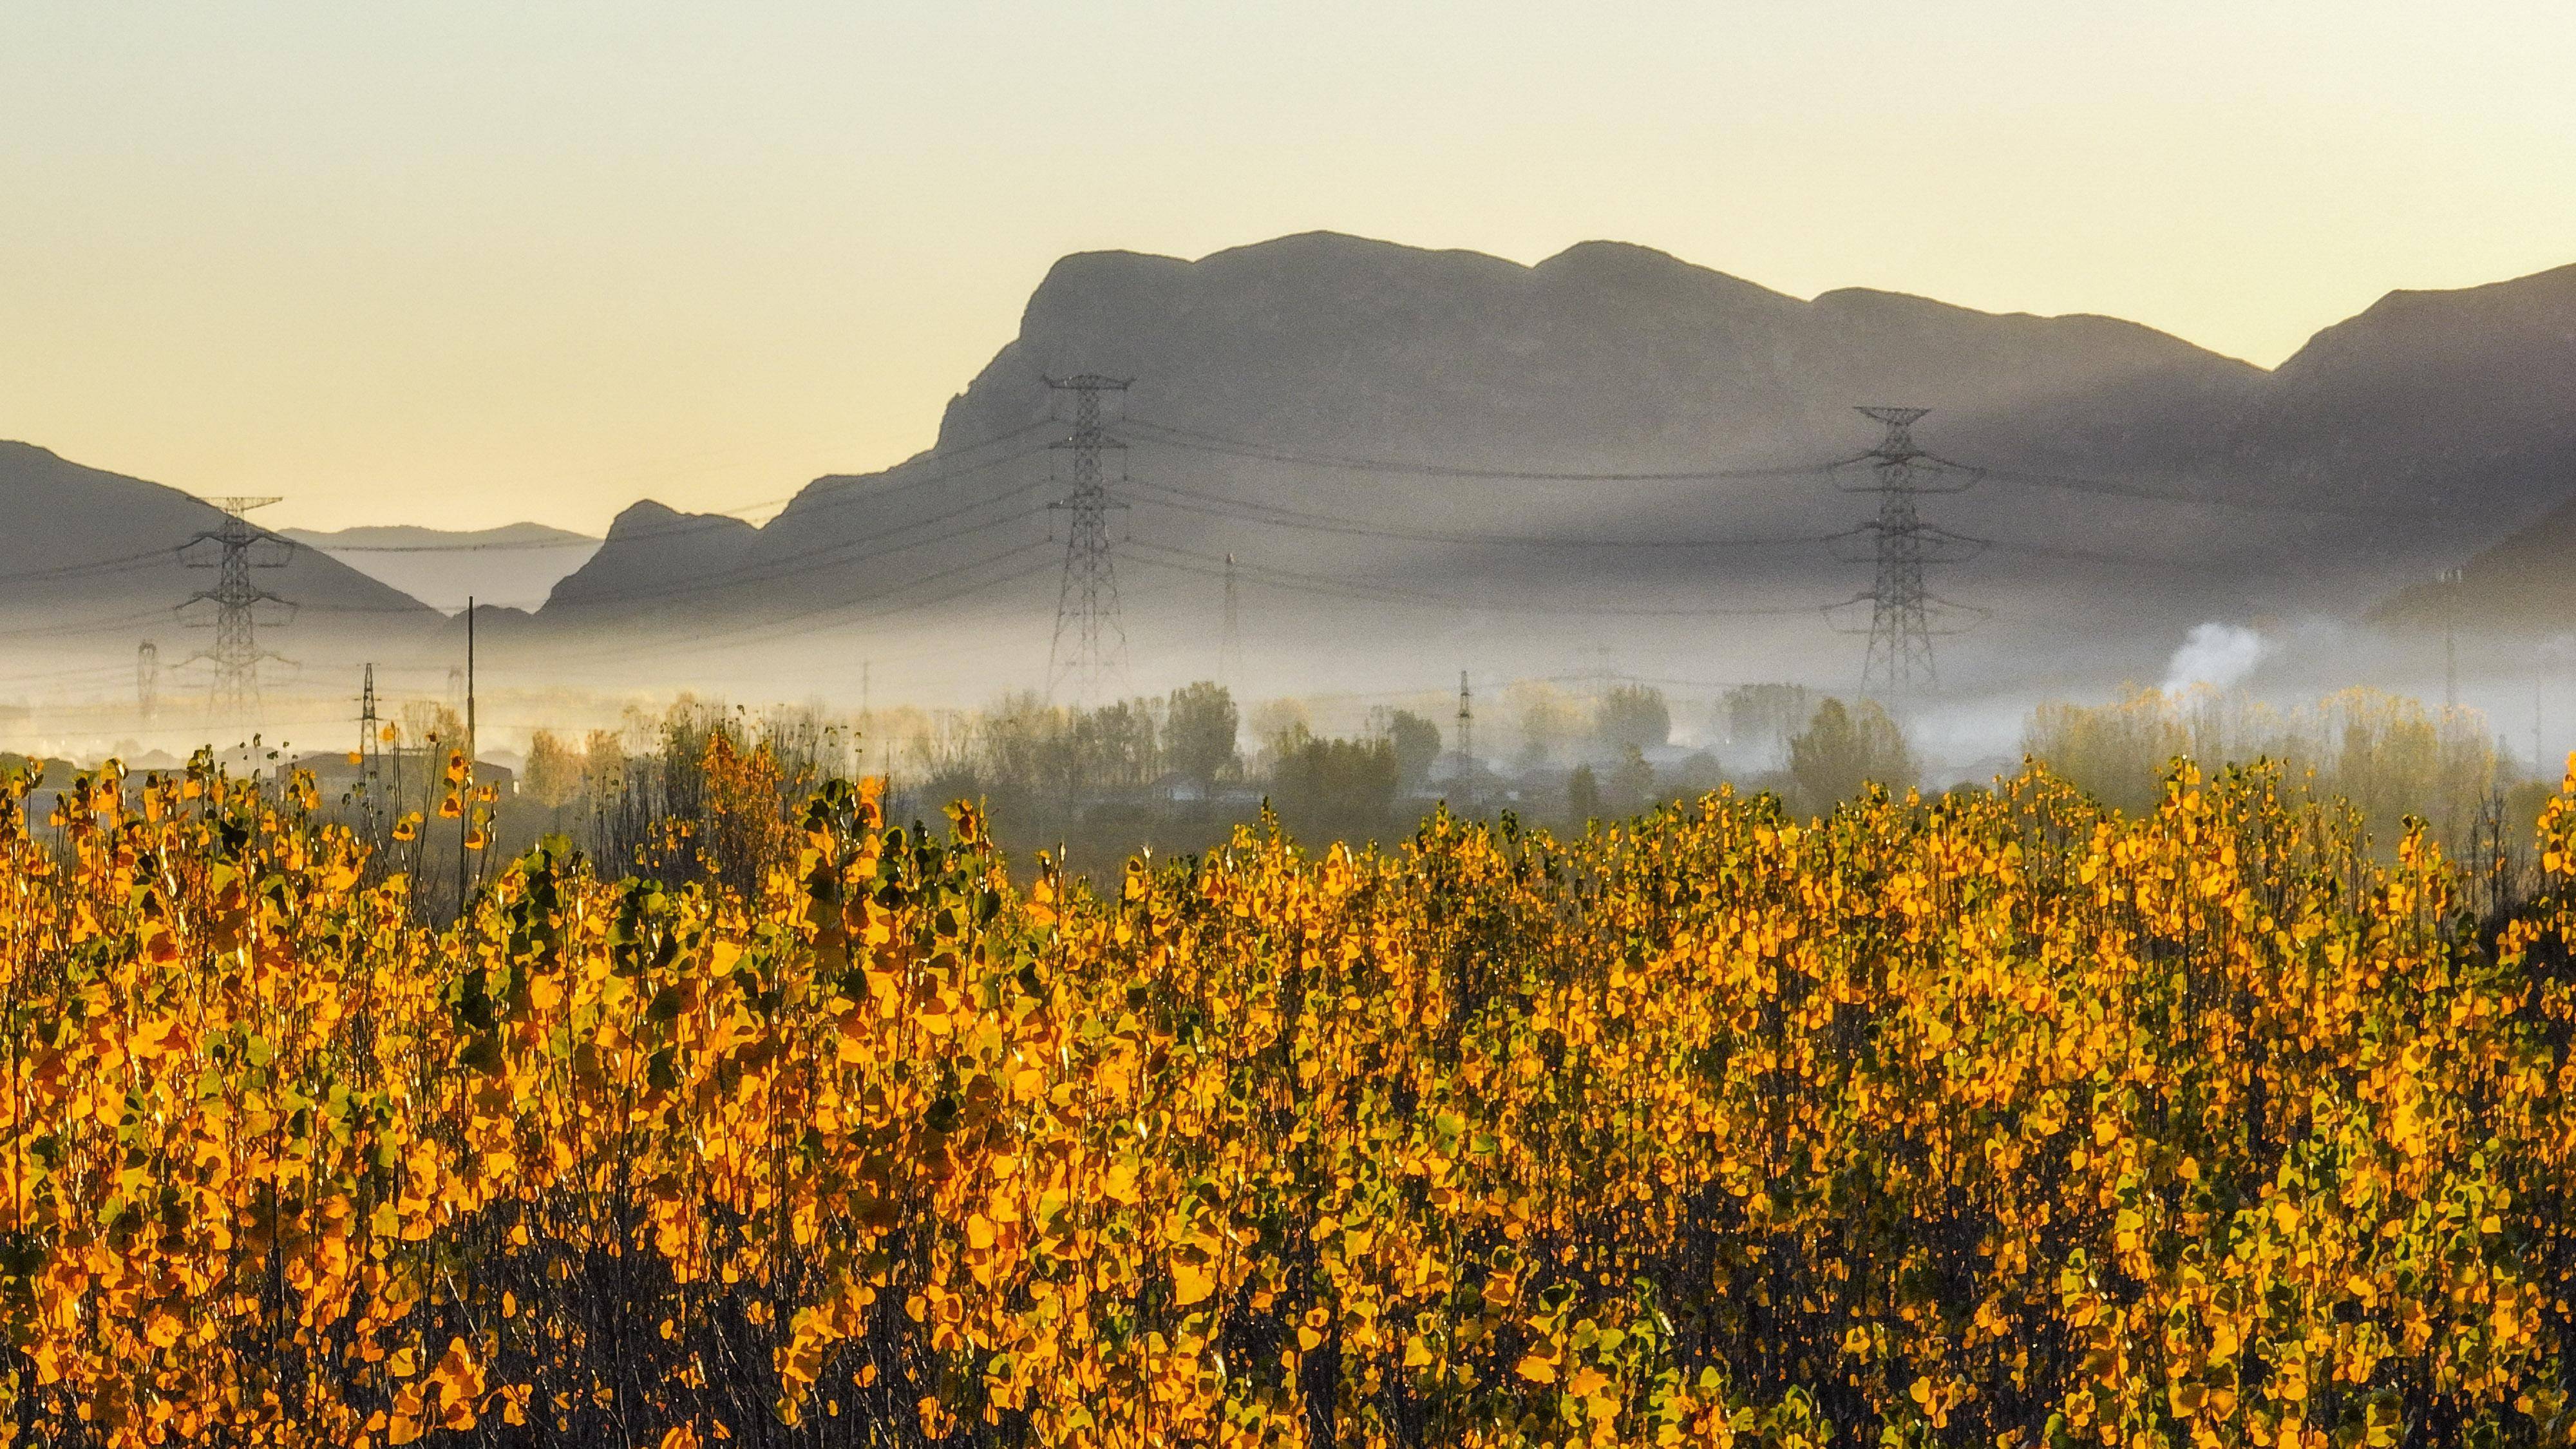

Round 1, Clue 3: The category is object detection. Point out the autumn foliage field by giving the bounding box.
[3,747,2575,1447]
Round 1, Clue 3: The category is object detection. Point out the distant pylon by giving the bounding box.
[178,497,295,724]
[1455,670,1475,793]
[1045,374,1133,704]
[1830,408,1984,696]
[2438,567,2464,712]
[1218,552,1242,688]
[136,640,160,726]
[357,663,383,819]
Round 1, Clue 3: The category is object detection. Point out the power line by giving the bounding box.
[534,538,1061,670]
[283,422,1061,554]
[534,478,1048,613]
[1122,414,2415,518]
[1124,477,1852,550]
[1120,417,1848,484]
[1128,541,1830,619]
[0,544,189,586]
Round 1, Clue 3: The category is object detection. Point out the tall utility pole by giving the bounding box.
[458,600,477,911]
[357,663,383,822]
[1455,670,1475,796]
[179,497,294,724]
[2438,567,2465,712]
[1833,408,1983,696]
[135,641,160,727]
[1218,553,1242,689]
[1045,374,1132,704]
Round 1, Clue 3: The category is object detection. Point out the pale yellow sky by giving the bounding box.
[3,2,2570,533]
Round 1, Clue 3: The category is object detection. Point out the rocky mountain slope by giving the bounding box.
[283,522,600,614]
[17,234,2574,708]
[535,234,2576,696]
[0,442,444,701]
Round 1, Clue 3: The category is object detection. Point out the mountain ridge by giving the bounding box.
[14,232,2576,703]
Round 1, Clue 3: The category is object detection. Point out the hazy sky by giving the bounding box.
[5,3,2570,532]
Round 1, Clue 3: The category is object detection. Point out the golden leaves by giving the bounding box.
[3,749,2573,1445]
[428,1336,486,1428]
[1171,1261,1217,1307]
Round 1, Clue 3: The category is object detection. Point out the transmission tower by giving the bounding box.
[178,497,296,724]
[1045,375,1133,704]
[1218,552,1242,688]
[357,663,384,819]
[1454,670,1475,795]
[1828,408,1985,696]
[135,641,160,726]
[2438,567,2464,712]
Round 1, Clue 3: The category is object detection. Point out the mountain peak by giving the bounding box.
[603,499,750,542]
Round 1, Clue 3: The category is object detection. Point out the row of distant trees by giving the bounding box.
[469,679,2537,885]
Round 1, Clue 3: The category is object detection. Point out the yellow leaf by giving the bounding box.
[428,1336,485,1408]
[1515,1352,1557,1385]
[1566,1365,1610,1397]
[1103,1161,1141,1206]
[1172,1262,1216,1307]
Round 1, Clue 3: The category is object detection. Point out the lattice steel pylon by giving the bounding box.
[136,641,160,726]
[2438,567,2465,712]
[357,663,384,822]
[1044,375,1133,703]
[1218,552,1242,688]
[178,497,296,725]
[1454,670,1475,792]
[1828,408,1987,696]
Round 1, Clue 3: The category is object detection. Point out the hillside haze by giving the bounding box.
[12,234,2576,718]
[283,523,601,615]
[0,444,443,717]
[534,234,2576,700]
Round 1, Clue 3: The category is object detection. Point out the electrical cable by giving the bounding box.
[1124,477,1853,550]
[1126,541,1834,620]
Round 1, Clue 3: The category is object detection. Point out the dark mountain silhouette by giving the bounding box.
[540,500,759,618]
[283,522,599,615]
[2249,263,2576,512]
[2376,459,2576,640]
[0,442,442,674]
[17,234,2574,706]
[525,232,2576,696]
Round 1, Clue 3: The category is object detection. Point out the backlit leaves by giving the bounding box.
[0,750,2573,1446]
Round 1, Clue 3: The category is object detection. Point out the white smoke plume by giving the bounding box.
[2161,623,2269,695]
